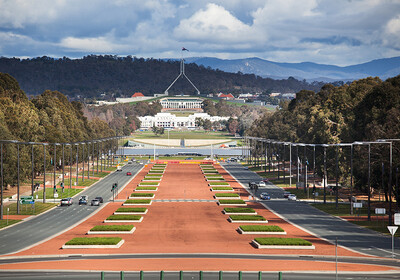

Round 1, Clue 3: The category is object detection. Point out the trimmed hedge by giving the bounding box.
[130,193,154,197]
[115,207,147,213]
[229,215,266,221]
[90,225,134,232]
[254,237,312,246]
[106,215,142,220]
[215,193,239,197]
[65,237,122,245]
[218,199,246,204]
[209,182,229,186]
[224,207,255,213]
[212,187,233,190]
[124,199,151,204]
[240,225,284,232]
[136,187,157,190]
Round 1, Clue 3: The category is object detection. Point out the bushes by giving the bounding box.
[254,237,312,246]
[65,237,122,245]
[240,225,283,232]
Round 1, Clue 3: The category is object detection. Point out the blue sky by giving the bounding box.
[0,0,400,66]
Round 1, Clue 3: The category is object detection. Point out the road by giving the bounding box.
[0,162,143,255]
[221,162,400,259]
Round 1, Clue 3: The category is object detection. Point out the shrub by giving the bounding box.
[106,215,142,220]
[90,225,134,232]
[224,207,255,213]
[218,199,245,204]
[115,207,147,213]
[254,237,312,246]
[240,225,283,232]
[229,215,266,221]
[130,193,154,197]
[215,193,239,197]
[65,237,122,245]
[124,199,151,204]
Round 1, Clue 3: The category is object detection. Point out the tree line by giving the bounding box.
[247,75,400,205]
[0,73,116,188]
[0,55,324,98]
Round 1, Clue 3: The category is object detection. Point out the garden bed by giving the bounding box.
[148,170,164,174]
[136,187,158,191]
[115,207,148,214]
[207,178,226,181]
[138,182,160,187]
[252,237,314,249]
[218,199,246,206]
[104,214,143,223]
[214,193,239,199]
[62,237,124,249]
[123,199,152,205]
[88,225,135,234]
[211,187,234,191]
[238,225,285,235]
[223,207,257,215]
[203,171,219,174]
[209,182,230,187]
[142,178,161,181]
[229,215,268,223]
[129,193,155,199]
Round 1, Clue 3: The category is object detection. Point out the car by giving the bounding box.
[116,166,122,171]
[126,171,132,176]
[95,196,103,203]
[288,194,297,201]
[80,195,89,201]
[79,198,87,205]
[91,199,100,206]
[283,191,291,198]
[128,160,133,164]
[60,197,72,206]
[260,192,271,200]
[258,181,267,187]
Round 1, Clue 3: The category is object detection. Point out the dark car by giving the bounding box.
[126,171,132,176]
[95,196,103,203]
[78,198,87,205]
[60,197,72,206]
[91,199,100,206]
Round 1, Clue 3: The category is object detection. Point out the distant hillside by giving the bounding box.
[0,55,324,98]
[184,56,400,81]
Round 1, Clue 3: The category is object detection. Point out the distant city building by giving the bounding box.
[270,92,280,97]
[139,112,229,129]
[160,97,204,112]
[217,93,235,100]
[132,92,144,97]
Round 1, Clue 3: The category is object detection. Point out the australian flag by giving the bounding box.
[182,47,189,51]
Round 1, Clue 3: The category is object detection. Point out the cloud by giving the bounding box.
[174,3,260,44]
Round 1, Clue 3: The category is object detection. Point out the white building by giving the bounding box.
[139,112,229,129]
[160,97,203,111]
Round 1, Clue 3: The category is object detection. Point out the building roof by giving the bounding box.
[218,93,234,99]
[132,92,144,97]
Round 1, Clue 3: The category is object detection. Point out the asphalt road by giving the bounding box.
[222,162,400,259]
[0,162,144,255]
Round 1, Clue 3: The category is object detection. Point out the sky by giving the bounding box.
[0,0,400,66]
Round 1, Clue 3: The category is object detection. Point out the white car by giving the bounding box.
[258,181,267,187]
[288,194,297,201]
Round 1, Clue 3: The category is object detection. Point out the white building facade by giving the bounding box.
[160,97,203,111]
[139,113,230,129]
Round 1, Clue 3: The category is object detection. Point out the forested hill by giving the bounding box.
[0,55,325,98]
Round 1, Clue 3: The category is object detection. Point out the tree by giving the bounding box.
[151,126,164,136]
[227,118,239,135]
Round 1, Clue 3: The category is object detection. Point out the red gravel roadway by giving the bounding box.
[1,161,398,273]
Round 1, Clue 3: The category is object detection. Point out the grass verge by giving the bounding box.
[219,199,246,204]
[240,225,284,232]
[209,182,230,186]
[229,215,266,221]
[115,207,147,213]
[136,187,157,190]
[5,202,56,215]
[212,187,233,190]
[65,237,122,245]
[130,193,154,197]
[35,188,82,199]
[224,207,255,213]
[124,199,151,204]
[106,215,142,221]
[215,193,239,197]
[90,225,134,232]
[0,219,20,229]
[254,237,312,246]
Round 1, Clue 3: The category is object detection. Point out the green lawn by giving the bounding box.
[136,187,157,190]
[90,225,134,232]
[240,225,284,232]
[224,207,255,213]
[215,193,239,197]
[35,188,82,199]
[5,202,56,215]
[65,237,122,245]
[311,203,369,216]
[254,237,312,246]
[209,182,229,186]
[130,193,154,197]
[124,199,152,204]
[106,215,142,220]
[218,199,246,204]
[78,171,110,178]
[212,187,233,190]
[58,177,98,187]
[115,207,147,213]
[229,215,266,221]
[130,130,232,140]
[0,219,20,229]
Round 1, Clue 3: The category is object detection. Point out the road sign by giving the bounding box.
[395,213,400,225]
[375,208,386,215]
[387,226,398,235]
[20,200,33,205]
[54,193,59,198]
[353,202,363,208]
[21,196,33,200]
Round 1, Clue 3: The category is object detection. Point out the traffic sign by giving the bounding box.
[395,213,400,225]
[375,208,386,215]
[353,202,363,208]
[54,193,59,198]
[387,226,398,235]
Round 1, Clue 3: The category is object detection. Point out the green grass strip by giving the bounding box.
[148,170,164,173]
[125,199,151,204]
[212,187,233,190]
[35,188,83,199]
[136,187,157,190]
[5,202,56,215]
[230,215,266,221]
[219,199,245,204]
[90,225,134,232]
[130,193,154,197]
[144,175,162,178]
[205,175,223,178]
[254,237,312,246]
[0,219,20,229]
[138,182,159,186]
[240,225,284,232]
[203,171,219,174]
[106,215,142,220]
[207,178,225,181]
[215,193,239,197]
[224,207,255,213]
[65,237,122,245]
[115,207,147,213]
[209,182,229,186]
